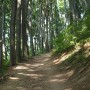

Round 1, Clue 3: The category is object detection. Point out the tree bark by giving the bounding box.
[16,0,22,62]
[10,0,17,66]
[0,0,3,69]
[28,0,35,56]
[21,0,29,59]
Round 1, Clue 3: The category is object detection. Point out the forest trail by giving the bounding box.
[0,53,89,90]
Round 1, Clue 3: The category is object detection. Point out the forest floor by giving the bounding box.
[0,42,90,90]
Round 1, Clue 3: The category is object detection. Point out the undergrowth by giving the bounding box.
[53,11,90,55]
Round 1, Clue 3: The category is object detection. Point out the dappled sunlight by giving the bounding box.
[27,69,35,72]
[52,74,63,78]
[84,50,90,56]
[43,58,49,62]
[17,73,43,77]
[52,70,74,78]
[1,0,90,89]
[33,53,51,60]
[14,66,28,70]
[67,70,74,77]
[30,63,44,67]
[18,73,30,76]
[53,47,81,65]
[53,54,71,64]
[9,77,20,80]
[84,42,90,48]
[64,88,72,90]
[47,71,74,84]
[41,53,51,57]
[25,64,31,67]
[1,52,89,90]
[51,70,74,81]
[80,42,90,58]
[49,78,67,83]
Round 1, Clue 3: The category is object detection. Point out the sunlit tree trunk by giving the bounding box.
[21,0,29,59]
[2,2,7,60]
[45,1,49,52]
[28,0,35,56]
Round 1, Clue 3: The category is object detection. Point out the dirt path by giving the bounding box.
[0,53,78,90]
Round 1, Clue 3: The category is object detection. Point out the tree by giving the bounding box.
[10,0,17,65]
[28,0,35,56]
[45,0,49,52]
[0,0,3,70]
[49,0,53,49]
[16,0,22,62]
[21,0,29,59]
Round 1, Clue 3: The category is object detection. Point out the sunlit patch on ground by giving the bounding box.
[84,42,90,48]
[53,46,81,65]
[9,77,20,80]
[80,42,90,57]
[43,58,49,61]
[52,70,74,79]
[52,74,63,78]
[30,63,44,67]
[25,64,31,66]
[67,70,74,77]
[17,73,43,77]
[27,69,35,72]
[64,88,72,90]
[49,78,67,83]
[14,66,28,70]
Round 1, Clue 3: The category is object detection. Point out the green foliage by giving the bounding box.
[54,26,77,53]
[3,59,10,68]
[54,10,90,54]
[75,14,90,41]
[0,59,10,75]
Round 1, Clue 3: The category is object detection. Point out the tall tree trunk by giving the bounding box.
[28,0,35,56]
[39,1,43,51]
[49,0,53,50]
[16,0,22,62]
[45,3,49,52]
[2,1,7,61]
[0,0,3,70]
[55,5,59,37]
[21,0,29,59]
[10,0,17,66]
[68,0,73,25]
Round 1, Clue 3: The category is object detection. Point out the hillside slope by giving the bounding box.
[51,41,90,90]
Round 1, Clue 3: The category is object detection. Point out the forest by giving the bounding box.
[0,0,90,90]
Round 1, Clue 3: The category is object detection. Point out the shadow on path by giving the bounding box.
[0,53,89,90]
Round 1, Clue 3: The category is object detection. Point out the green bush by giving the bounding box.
[54,26,77,53]
[75,12,90,41]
